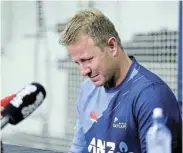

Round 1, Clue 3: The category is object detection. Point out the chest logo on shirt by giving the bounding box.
[90,112,98,122]
[88,137,115,153]
[88,138,134,153]
[113,117,127,129]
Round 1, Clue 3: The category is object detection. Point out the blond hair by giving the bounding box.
[60,8,122,49]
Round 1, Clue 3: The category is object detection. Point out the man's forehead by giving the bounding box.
[67,35,95,54]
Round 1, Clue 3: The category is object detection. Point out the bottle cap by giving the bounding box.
[153,108,163,118]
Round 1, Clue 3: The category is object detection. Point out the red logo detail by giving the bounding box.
[1,94,16,107]
[90,112,97,120]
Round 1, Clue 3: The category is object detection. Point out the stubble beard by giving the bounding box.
[103,71,116,89]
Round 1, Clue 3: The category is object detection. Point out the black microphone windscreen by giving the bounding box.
[1,82,46,125]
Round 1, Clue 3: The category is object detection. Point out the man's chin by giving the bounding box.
[92,80,104,87]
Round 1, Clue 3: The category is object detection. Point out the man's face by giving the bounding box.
[67,35,116,87]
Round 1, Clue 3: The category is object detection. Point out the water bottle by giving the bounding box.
[146,108,172,153]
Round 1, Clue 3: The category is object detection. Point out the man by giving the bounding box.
[60,8,182,153]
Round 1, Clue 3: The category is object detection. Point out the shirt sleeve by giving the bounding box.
[133,83,182,153]
[68,85,87,153]
[68,116,87,153]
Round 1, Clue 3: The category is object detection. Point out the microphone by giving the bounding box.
[1,82,46,129]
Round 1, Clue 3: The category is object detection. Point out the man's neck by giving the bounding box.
[114,53,132,87]
[104,53,132,89]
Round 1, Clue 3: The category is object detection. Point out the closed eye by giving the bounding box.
[80,57,93,63]
[73,57,94,65]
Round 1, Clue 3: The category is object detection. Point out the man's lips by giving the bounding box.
[90,74,98,78]
[90,74,99,81]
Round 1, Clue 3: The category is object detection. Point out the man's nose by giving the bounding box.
[80,65,91,76]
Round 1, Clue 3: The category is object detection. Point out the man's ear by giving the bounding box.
[107,37,118,57]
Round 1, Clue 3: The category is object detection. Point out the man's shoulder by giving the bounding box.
[137,62,166,85]
[129,63,177,105]
[131,77,178,112]
[130,62,173,94]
